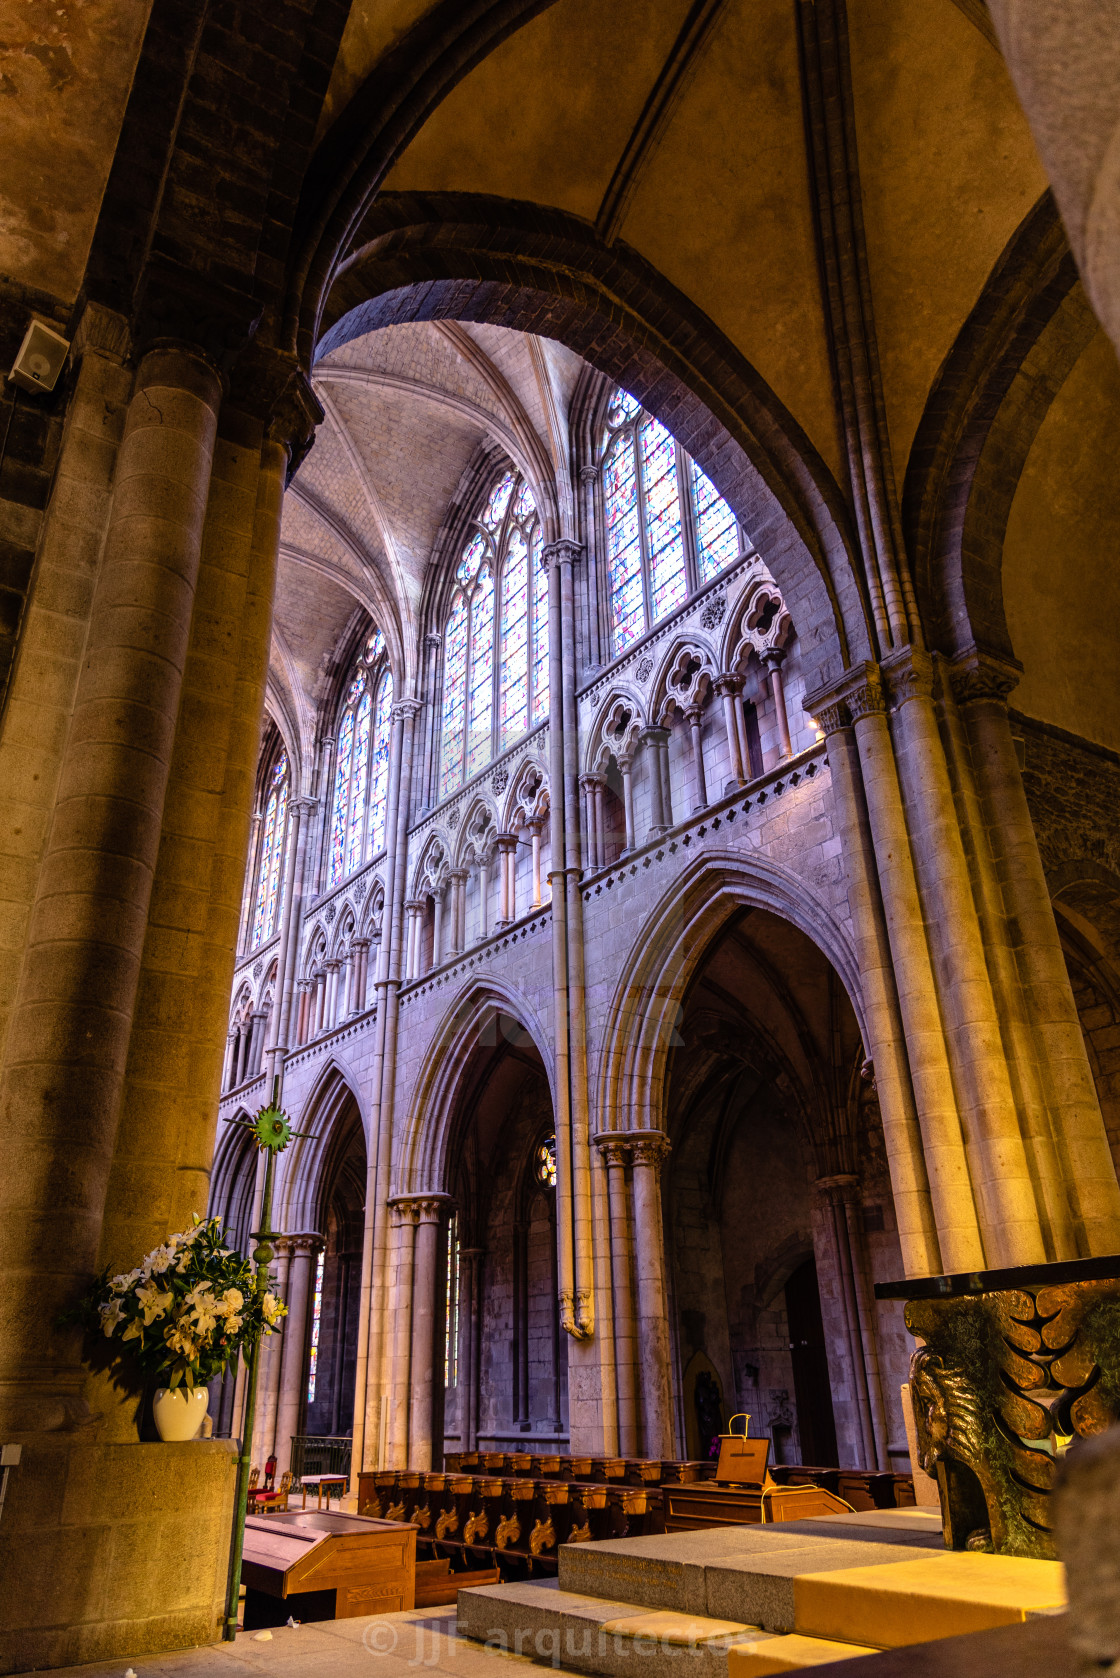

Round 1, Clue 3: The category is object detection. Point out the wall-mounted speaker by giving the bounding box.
[9,318,70,394]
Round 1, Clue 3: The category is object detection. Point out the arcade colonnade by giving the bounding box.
[210,359,1120,1479]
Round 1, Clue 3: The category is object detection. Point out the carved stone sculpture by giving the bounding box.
[901,1274,1120,1559]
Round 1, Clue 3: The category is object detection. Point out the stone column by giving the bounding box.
[816,1176,886,1469]
[596,1136,639,1456]
[325,960,342,1031]
[478,854,490,942]
[763,649,793,759]
[617,754,637,853]
[408,1196,450,1472]
[248,1009,267,1079]
[959,662,1120,1255]
[387,1201,418,1466]
[402,901,421,982]
[630,1132,674,1457]
[223,1031,238,1092]
[529,819,545,907]
[495,834,517,927]
[0,342,222,1432]
[886,650,1043,1267]
[458,1248,482,1451]
[813,706,941,1275]
[252,1235,293,1463]
[351,938,370,1011]
[686,705,709,809]
[843,668,984,1272]
[715,674,747,786]
[641,728,668,836]
[449,869,467,957]
[579,776,600,868]
[312,971,326,1036]
[432,891,444,966]
[273,1233,324,1476]
[658,729,674,828]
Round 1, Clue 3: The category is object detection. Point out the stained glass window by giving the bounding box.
[602,387,744,652]
[369,668,394,855]
[306,1248,325,1402]
[439,467,544,795]
[531,525,549,724]
[500,527,529,748]
[536,1134,557,1189]
[466,566,494,781]
[328,628,394,885]
[252,751,289,947]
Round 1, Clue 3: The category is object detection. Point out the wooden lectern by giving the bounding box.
[663,1430,853,1533]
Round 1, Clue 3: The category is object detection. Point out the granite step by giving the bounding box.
[456,1578,774,1678]
[555,1521,948,1629]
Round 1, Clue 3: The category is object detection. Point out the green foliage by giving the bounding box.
[64,1216,286,1391]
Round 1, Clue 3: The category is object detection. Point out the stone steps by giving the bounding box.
[456,1513,1067,1677]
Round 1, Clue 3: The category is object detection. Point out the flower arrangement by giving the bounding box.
[70,1215,286,1389]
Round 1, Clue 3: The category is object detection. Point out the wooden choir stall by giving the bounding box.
[240,1511,416,1627]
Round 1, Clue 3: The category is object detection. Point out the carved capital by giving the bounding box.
[293,796,319,819]
[541,537,584,572]
[71,301,131,367]
[760,646,786,672]
[392,698,424,723]
[883,647,934,710]
[629,1131,671,1170]
[579,464,599,484]
[816,1172,860,1201]
[593,1131,631,1168]
[288,1231,325,1258]
[391,1192,452,1225]
[947,646,1022,707]
[714,672,745,699]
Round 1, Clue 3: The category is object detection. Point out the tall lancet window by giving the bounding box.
[440,467,546,797]
[327,628,394,886]
[601,386,745,653]
[251,749,290,947]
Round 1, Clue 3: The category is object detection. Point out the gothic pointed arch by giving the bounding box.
[395,981,555,1198]
[311,194,873,691]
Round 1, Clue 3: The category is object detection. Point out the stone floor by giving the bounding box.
[39,1608,525,1678]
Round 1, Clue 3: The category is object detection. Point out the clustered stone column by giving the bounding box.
[592,1130,672,1458]
[808,653,1120,1275]
[715,672,748,787]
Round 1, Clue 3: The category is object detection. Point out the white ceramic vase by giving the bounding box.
[152,1385,209,1442]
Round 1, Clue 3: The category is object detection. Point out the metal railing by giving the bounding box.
[289,1434,352,1483]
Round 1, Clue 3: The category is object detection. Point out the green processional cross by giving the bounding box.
[222,1082,315,1641]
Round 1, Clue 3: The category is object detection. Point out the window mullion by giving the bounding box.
[359,679,374,866]
[677,443,700,596]
[634,419,653,631]
[493,547,502,764]
[462,591,473,790]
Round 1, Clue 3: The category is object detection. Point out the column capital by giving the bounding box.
[293,795,318,818]
[760,646,787,672]
[946,646,1022,706]
[578,772,605,793]
[579,464,599,484]
[450,866,469,884]
[541,537,584,572]
[684,703,705,726]
[351,936,371,952]
[403,898,425,914]
[391,698,424,724]
[882,646,935,709]
[390,1192,453,1224]
[323,958,341,974]
[592,1130,631,1168]
[640,725,670,747]
[714,671,745,698]
[286,1231,326,1257]
[495,831,519,852]
[815,1172,860,1201]
[629,1130,671,1169]
[804,662,888,727]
